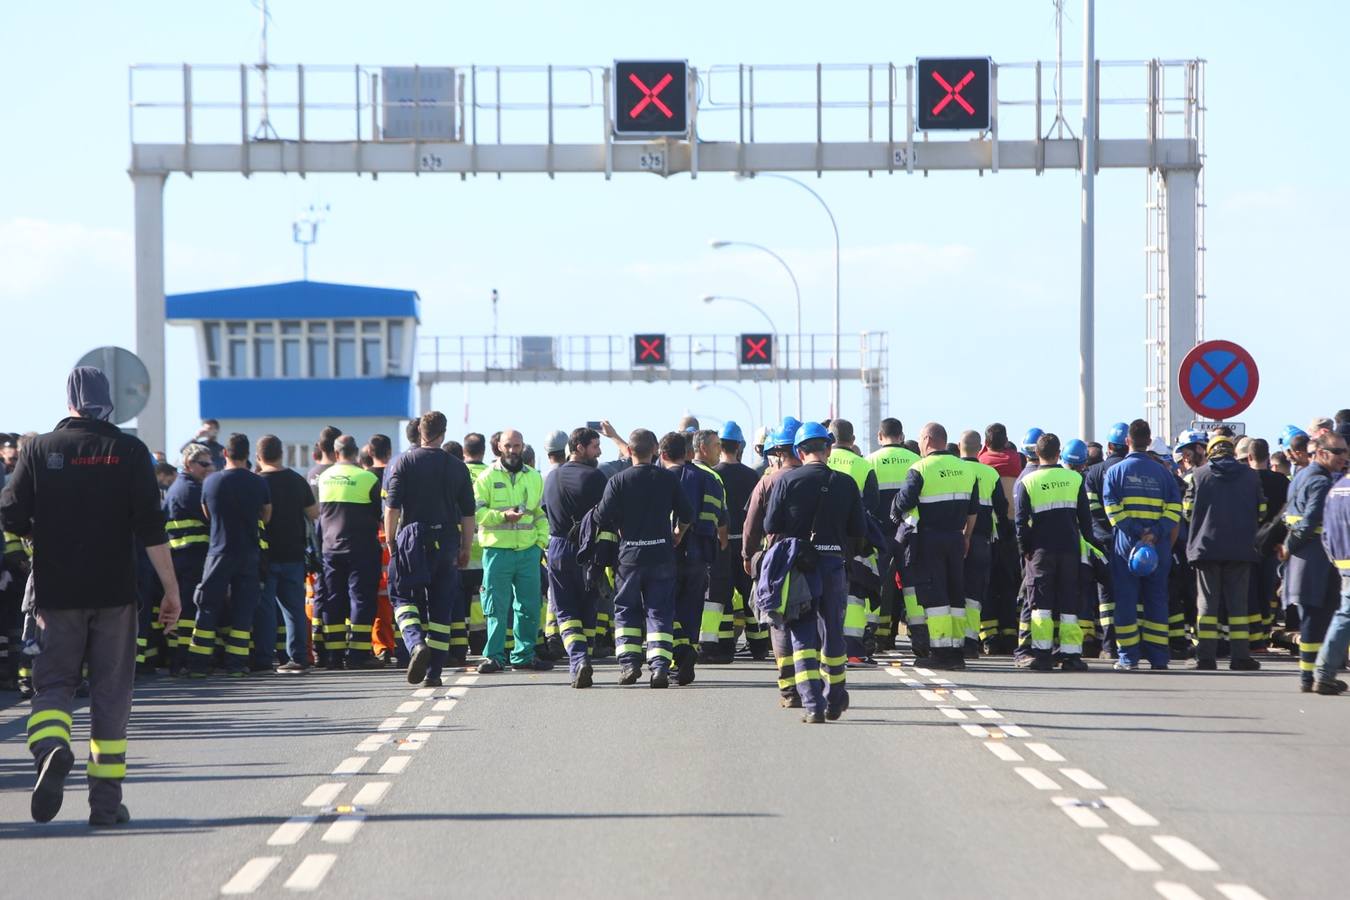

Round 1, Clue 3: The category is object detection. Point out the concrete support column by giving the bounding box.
[132,173,168,452]
[1162,168,1198,444]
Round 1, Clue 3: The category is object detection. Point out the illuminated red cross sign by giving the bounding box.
[916,57,991,131]
[930,70,976,116]
[628,72,674,119]
[634,334,668,366]
[613,60,689,137]
[739,333,773,366]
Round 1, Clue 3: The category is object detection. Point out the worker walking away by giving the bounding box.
[1084,422,1130,658]
[979,423,1027,654]
[827,419,880,661]
[474,428,552,674]
[594,429,694,687]
[1183,434,1266,671]
[191,434,271,677]
[1309,459,1350,695]
[316,436,384,670]
[868,419,920,652]
[1013,433,1095,671]
[959,430,1006,659]
[1103,419,1183,671]
[704,422,765,663]
[1282,431,1349,692]
[763,422,865,722]
[664,431,727,685]
[891,423,979,670]
[542,427,608,688]
[744,423,802,705]
[385,412,477,686]
[1,366,182,826]
[162,444,213,675]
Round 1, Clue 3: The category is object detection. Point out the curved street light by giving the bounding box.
[709,240,803,416]
[694,382,757,436]
[733,173,841,416]
[701,295,782,420]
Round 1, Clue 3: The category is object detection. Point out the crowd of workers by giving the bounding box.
[2,366,1349,821]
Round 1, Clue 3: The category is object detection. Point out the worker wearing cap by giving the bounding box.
[890,422,979,670]
[1084,422,1130,658]
[1103,419,1182,670]
[538,429,572,659]
[868,418,920,652]
[1283,430,1349,691]
[959,430,1007,658]
[1014,433,1095,671]
[763,422,865,722]
[541,426,607,688]
[1183,434,1266,671]
[743,425,802,705]
[665,430,727,685]
[593,429,694,687]
[703,421,766,664]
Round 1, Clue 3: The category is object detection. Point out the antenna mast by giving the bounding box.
[1048,0,1076,139]
[253,0,279,139]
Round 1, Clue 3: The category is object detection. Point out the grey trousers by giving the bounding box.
[27,603,136,813]
[1194,561,1252,663]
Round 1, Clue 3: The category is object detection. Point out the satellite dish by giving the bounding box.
[75,346,151,425]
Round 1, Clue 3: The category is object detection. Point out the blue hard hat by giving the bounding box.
[780,416,802,437]
[1175,430,1207,450]
[1278,425,1307,448]
[719,421,745,444]
[1128,543,1159,577]
[765,427,794,452]
[1062,439,1088,466]
[793,421,834,449]
[1106,422,1129,446]
[1022,427,1044,454]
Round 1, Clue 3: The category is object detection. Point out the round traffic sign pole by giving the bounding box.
[1178,340,1259,421]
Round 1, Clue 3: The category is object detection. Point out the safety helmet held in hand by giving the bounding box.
[1128,543,1159,577]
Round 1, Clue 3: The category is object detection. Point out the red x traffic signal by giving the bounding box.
[614,61,689,138]
[634,334,668,366]
[917,57,991,131]
[739,334,773,366]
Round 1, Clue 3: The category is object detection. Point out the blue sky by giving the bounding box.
[2,1,1341,453]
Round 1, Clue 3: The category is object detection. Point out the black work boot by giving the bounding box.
[31,745,74,823]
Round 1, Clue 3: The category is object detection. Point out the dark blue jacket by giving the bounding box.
[1322,473,1350,571]
[1183,457,1265,564]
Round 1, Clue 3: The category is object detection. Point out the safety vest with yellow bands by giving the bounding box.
[474,464,548,551]
[896,453,978,531]
[828,447,873,494]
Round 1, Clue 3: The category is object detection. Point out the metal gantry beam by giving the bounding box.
[126,58,1203,452]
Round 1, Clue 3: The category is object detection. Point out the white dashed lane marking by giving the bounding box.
[267,816,318,846]
[351,781,390,806]
[398,732,429,752]
[1098,835,1163,872]
[1060,768,1106,790]
[378,754,411,775]
[971,706,1003,719]
[355,734,389,753]
[1215,885,1270,900]
[321,815,366,845]
[1153,881,1207,900]
[1000,724,1031,738]
[1024,742,1066,762]
[221,857,281,894]
[443,686,469,698]
[917,689,944,702]
[1151,836,1221,872]
[376,717,407,732]
[959,724,990,738]
[937,706,967,720]
[302,783,345,808]
[331,757,368,775]
[984,742,1024,762]
[1102,796,1159,827]
[412,687,435,698]
[396,700,424,713]
[283,853,337,891]
[911,667,935,677]
[418,714,445,728]
[1013,767,1060,790]
[952,689,978,702]
[1053,797,1108,829]
[432,698,458,712]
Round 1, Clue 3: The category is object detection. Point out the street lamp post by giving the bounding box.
[710,241,803,417]
[738,173,841,417]
[693,341,771,425]
[701,295,781,421]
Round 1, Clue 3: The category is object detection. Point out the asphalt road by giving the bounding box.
[1,646,1344,899]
